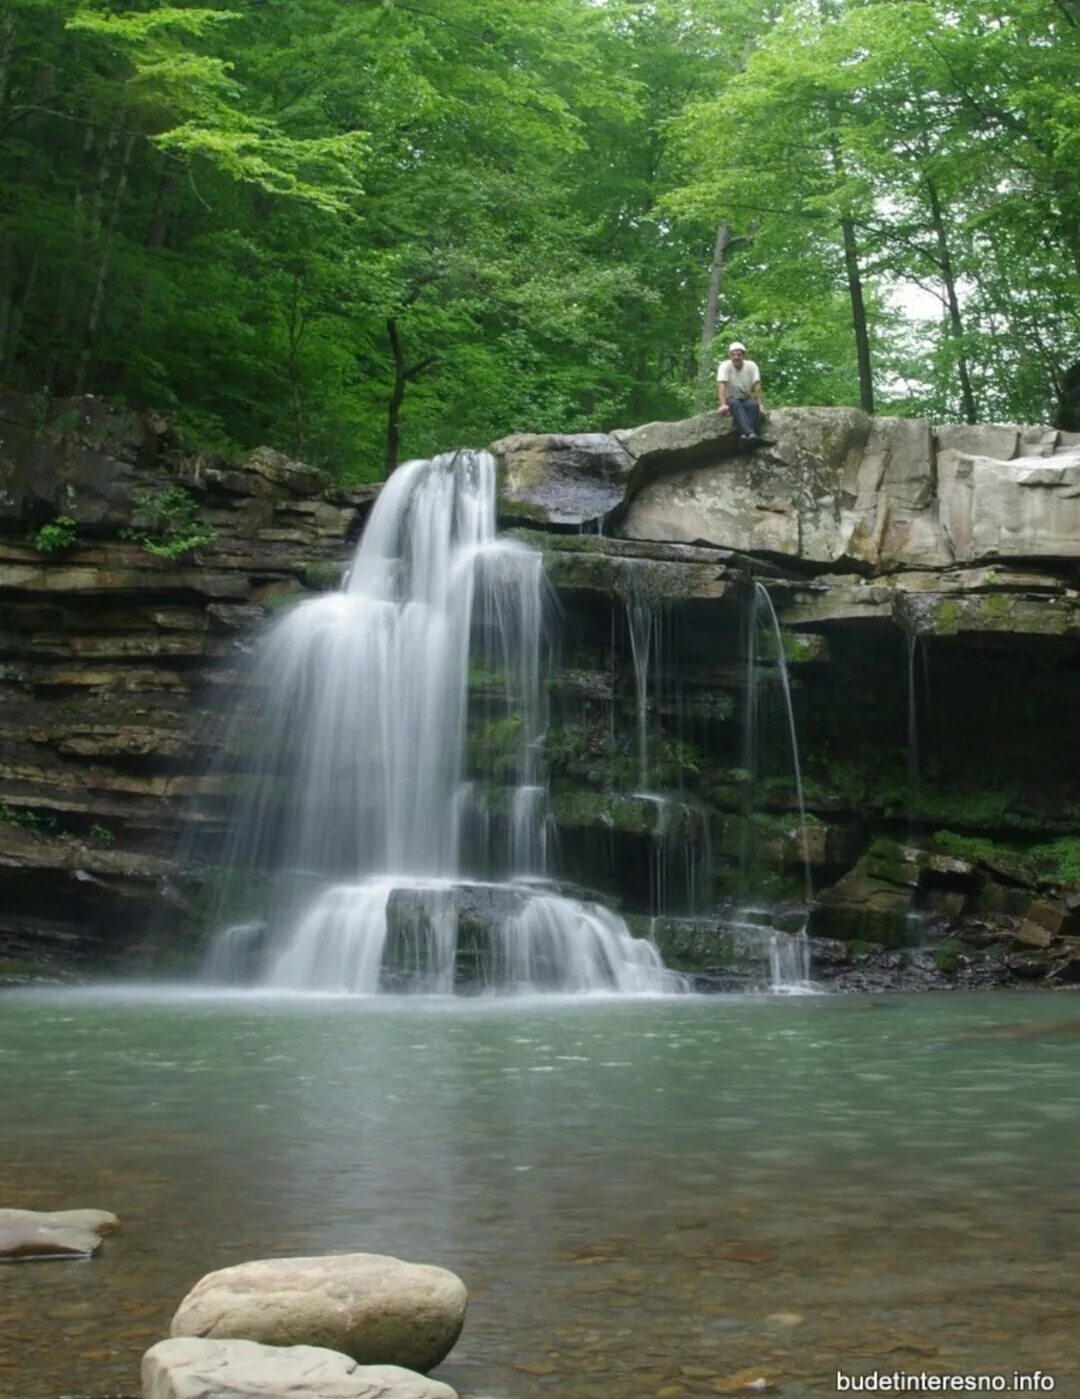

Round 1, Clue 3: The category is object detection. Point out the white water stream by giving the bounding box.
[204,451,680,994]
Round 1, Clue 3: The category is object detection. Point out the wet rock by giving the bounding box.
[1013,921,1054,949]
[142,1337,458,1399]
[813,944,1018,992]
[170,1254,467,1375]
[0,1207,119,1260]
[1024,898,1079,938]
[810,858,914,947]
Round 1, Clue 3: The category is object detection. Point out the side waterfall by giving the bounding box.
[203,451,682,994]
[740,582,814,992]
[624,581,711,919]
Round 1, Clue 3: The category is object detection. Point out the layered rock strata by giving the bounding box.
[0,391,374,975]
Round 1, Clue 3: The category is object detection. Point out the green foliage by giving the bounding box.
[88,823,116,848]
[932,941,964,974]
[0,0,1075,464]
[30,516,77,553]
[0,801,62,836]
[933,831,1080,888]
[121,487,216,559]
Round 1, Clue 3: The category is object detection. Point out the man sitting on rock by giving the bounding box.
[717,341,769,449]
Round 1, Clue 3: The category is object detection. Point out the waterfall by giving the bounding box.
[742,582,814,992]
[626,587,657,793]
[624,582,711,919]
[202,451,682,995]
[906,628,920,839]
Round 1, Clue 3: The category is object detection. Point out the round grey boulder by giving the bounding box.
[143,1337,458,1399]
[170,1254,467,1375]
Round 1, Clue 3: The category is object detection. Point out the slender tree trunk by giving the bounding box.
[924,175,977,424]
[288,272,305,457]
[75,128,135,395]
[386,317,406,476]
[145,167,175,251]
[2,251,39,375]
[0,12,16,110]
[840,218,874,415]
[828,131,874,415]
[0,8,14,369]
[384,316,437,477]
[698,222,730,399]
[118,165,176,401]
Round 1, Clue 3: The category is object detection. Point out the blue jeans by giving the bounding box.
[728,396,762,438]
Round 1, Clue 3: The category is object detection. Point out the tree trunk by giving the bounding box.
[1055,361,1080,431]
[924,174,977,424]
[384,316,438,477]
[386,317,407,477]
[1,251,38,376]
[698,222,730,400]
[75,128,135,395]
[146,167,175,251]
[0,11,15,111]
[840,217,874,415]
[828,131,874,415]
[288,272,305,458]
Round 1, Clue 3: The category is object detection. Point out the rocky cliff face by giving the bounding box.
[494,408,1080,987]
[2,394,1078,987]
[0,392,374,976]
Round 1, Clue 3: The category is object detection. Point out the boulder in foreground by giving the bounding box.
[143,1337,458,1399]
[170,1254,467,1375]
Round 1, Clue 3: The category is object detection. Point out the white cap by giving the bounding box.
[729,341,746,353]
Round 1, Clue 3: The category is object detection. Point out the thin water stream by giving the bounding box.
[741,585,814,990]
[2,988,1078,1398]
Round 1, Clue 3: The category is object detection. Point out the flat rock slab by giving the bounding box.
[0,1207,119,1261]
[171,1253,467,1375]
[143,1338,458,1399]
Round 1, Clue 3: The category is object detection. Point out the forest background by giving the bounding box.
[1,0,1077,482]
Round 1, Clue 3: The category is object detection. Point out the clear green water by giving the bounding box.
[1,987,1079,1398]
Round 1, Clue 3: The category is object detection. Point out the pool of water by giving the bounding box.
[1,987,1078,1398]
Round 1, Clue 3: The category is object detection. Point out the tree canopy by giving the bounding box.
[1,0,1076,479]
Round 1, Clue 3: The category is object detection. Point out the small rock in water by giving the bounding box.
[142,1337,458,1398]
[0,1207,119,1262]
[708,1372,775,1394]
[764,1311,804,1328]
[170,1253,467,1375]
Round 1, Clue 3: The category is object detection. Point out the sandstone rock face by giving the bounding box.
[0,1206,119,1260]
[611,406,1080,573]
[491,431,633,526]
[142,1338,458,1399]
[0,392,375,973]
[171,1254,468,1375]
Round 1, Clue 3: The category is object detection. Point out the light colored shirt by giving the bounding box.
[717,359,761,397]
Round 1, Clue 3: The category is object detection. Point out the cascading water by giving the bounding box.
[739,582,814,992]
[624,581,711,919]
[202,450,682,995]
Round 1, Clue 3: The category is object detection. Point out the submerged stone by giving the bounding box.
[0,1206,119,1261]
